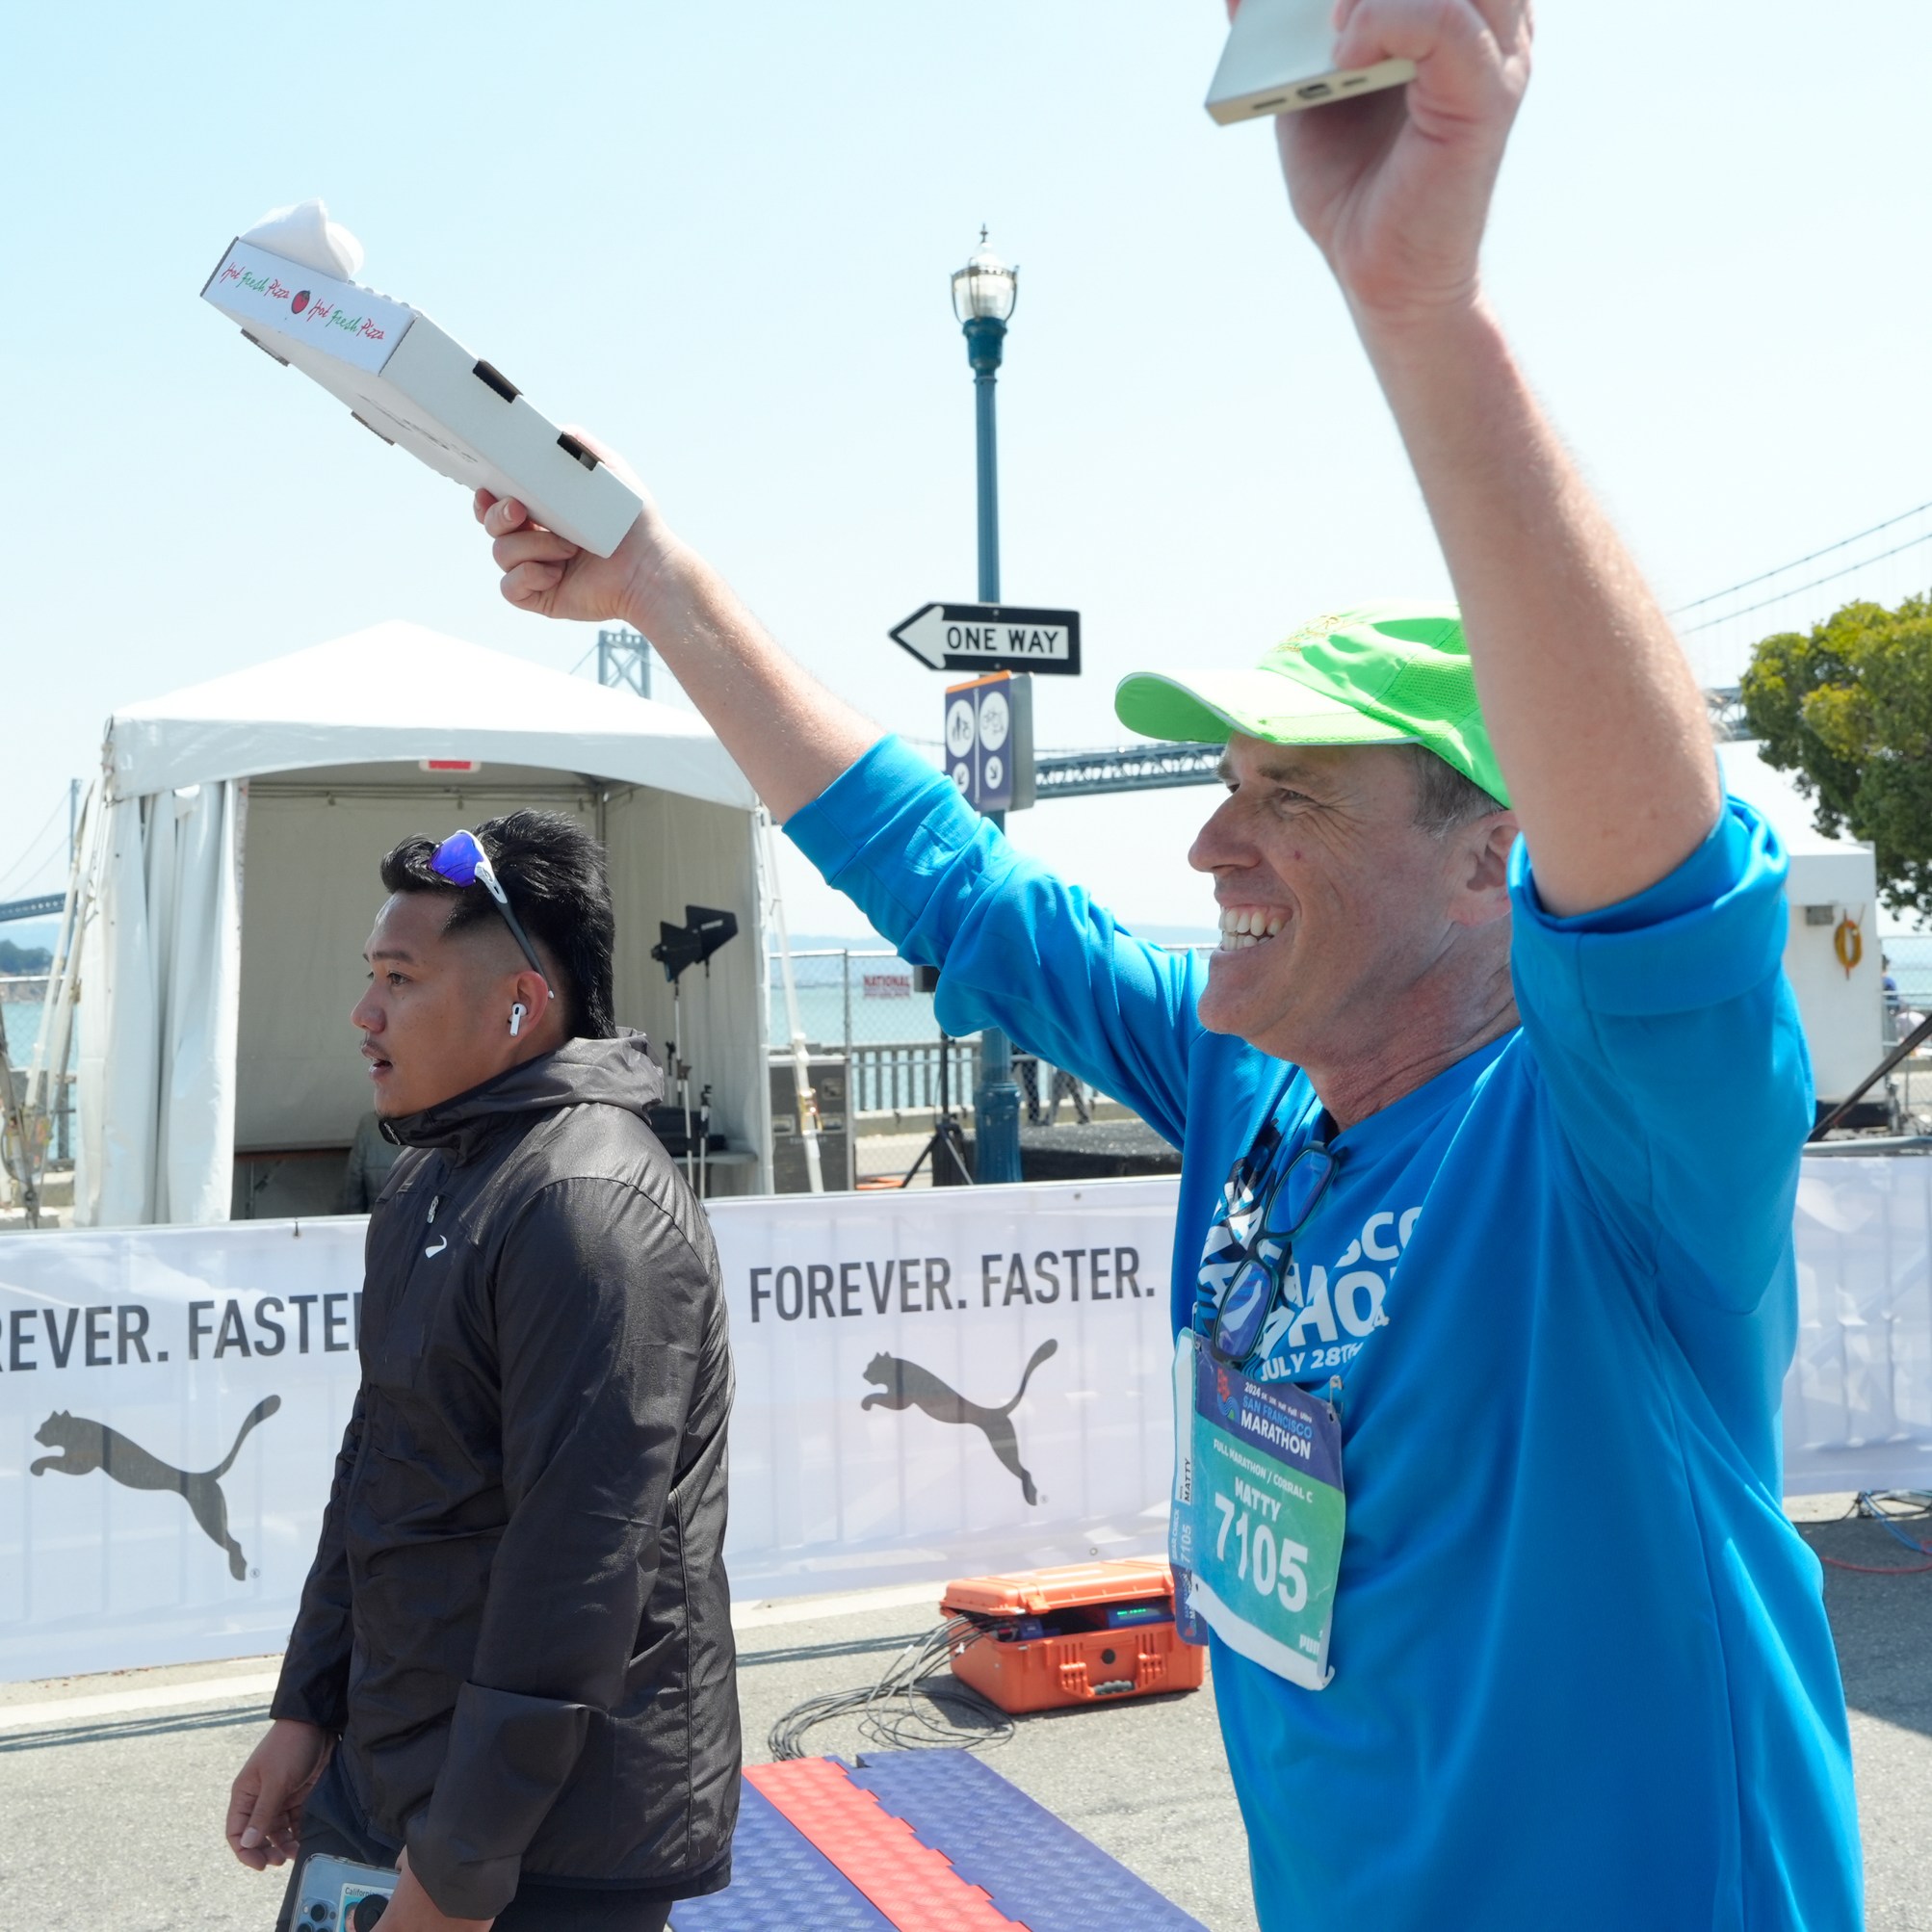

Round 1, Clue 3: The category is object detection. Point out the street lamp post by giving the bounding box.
[951,231,1024,1186]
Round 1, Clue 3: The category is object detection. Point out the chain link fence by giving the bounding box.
[767,949,1113,1186]
[1878,933,1932,1132]
[767,949,985,1186]
[0,976,74,1220]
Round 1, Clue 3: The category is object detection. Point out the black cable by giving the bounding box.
[1817,1491,1932,1575]
[767,1615,1016,1762]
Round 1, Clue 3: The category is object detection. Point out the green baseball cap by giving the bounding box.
[1113,601,1508,807]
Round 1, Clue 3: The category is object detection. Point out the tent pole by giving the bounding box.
[760,811,822,1194]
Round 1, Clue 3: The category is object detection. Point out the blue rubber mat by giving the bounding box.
[668,1780,897,1931]
[845,1749,1207,1931]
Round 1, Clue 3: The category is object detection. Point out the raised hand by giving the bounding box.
[1226,0,1715,912]
[1271,0,1533,326]
[474,429,684,635]
[468,413,880,819]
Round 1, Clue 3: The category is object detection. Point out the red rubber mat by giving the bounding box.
[743,1758,1024,1932]
[667,1779,896,1930]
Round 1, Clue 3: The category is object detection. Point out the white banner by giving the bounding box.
[721,1180,1177,1600]
[5,1157,1927,1684]
[0,1180,1177,1683]
[1785,1152,1932,1495]
[0,1219,364,1684]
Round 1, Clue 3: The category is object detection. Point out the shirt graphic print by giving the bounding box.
[1194,1103,1421,1389]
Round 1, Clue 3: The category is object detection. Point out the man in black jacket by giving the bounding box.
[226,811,738,1932]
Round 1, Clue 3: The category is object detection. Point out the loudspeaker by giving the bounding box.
[769,1055,851,1192]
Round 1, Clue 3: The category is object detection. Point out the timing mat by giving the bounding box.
[668,1750,1205,1932]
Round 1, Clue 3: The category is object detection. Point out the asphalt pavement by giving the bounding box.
[0,1501,1924,1931]
[1789,1495,1932,1930]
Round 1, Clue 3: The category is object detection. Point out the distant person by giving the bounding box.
[1017,1050,1044,1125]
[335,1110,401,1213]
[226,812,737,1931]
[464,4,1859,1925]
[1043,1064,1092,1128]
[1017,1054,1091,1127]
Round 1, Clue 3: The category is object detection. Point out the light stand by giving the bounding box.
[650,904,740,1192]
[901,968,973,1188]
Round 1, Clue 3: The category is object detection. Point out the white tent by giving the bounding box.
[71,621,770,1226]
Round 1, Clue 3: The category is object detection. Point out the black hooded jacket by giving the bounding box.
[272,1034,739,1919]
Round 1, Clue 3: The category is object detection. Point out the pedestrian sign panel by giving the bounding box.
[946,672,1033,813]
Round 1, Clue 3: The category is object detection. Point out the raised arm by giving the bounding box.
[477,473,878,822]
[1274,0,1719,915]
[477,479,1206,1136]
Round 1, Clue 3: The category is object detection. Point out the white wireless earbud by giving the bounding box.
[509,1002,527,1037]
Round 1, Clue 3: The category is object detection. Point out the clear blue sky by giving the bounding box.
[5,1,1931,936]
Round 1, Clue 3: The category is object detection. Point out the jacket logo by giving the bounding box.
[861,1341,1057,1504]
[30,1397,281,1580]
[424,1237,449,1258]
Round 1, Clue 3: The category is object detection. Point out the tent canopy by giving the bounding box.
[77,623,769,1227]
[107,621,757,811]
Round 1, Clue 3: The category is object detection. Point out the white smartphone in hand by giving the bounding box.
[1206,0,1417,125]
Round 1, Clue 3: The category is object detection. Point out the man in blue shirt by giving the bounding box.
[467,3,1860,1922]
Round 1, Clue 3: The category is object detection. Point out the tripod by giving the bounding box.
[650,904,740,1196]
[661,980,702,1191]
[901,1030,974,1188]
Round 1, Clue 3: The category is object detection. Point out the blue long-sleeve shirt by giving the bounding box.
[788,736,1861,1932]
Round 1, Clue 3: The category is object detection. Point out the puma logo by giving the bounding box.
[861,1341,1057,1504]
[30,1397,281,1581]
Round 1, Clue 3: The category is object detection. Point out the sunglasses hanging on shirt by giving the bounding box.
[1208,1138,1342,1369]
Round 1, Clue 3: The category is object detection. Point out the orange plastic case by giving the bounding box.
[943,1559,1206,1714]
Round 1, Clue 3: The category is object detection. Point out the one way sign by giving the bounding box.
[890,602,1082,676]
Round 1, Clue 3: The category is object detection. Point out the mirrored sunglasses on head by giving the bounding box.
[1208,1141,1341,1369]
[429,829,554,999]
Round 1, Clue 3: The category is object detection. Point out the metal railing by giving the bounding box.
[848,1038,982,1116]
[768,948,1136,1125]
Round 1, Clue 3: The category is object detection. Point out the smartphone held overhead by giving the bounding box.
[1206,0,1416,124]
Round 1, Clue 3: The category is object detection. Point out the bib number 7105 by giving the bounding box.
[1213,1489,1309,1612]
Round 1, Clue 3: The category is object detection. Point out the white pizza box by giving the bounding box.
[199,237,641,557]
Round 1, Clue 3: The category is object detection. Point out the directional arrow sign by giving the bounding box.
[890,602,1082,676]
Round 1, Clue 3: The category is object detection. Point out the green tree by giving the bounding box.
[1740,592,1932,915]
[0,939,52,975]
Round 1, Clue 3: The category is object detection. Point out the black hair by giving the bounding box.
[1406,745,1504,838]
[379,810,615,1038]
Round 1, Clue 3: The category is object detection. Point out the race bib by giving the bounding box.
[1170,1332,1344,1690]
